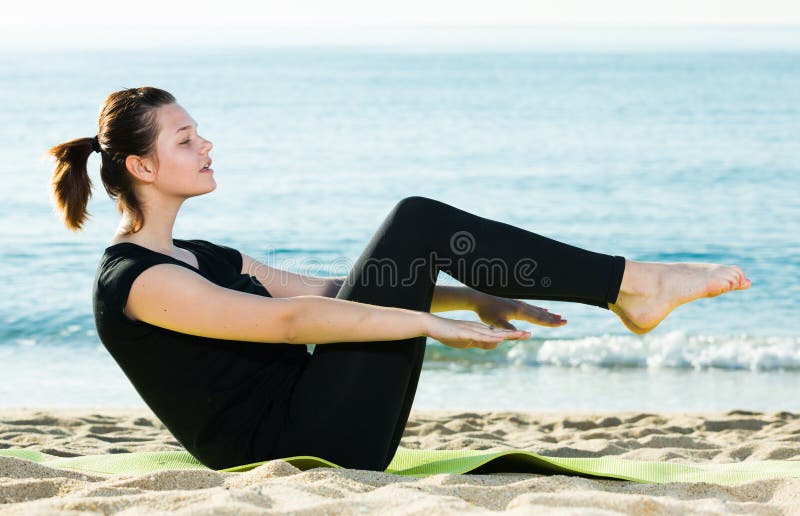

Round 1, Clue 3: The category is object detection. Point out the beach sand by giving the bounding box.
[1,408,799,514]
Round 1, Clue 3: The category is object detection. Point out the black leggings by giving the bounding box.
[265,196,625,471]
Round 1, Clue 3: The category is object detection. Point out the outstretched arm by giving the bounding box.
[242,251,481,307]
[429,285,481,312]
[243,251,480,309]
[125,261,529,349]
[241,252,564,330]
[432,284,566,329]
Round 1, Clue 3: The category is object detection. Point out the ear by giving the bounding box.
[125,155,156,182]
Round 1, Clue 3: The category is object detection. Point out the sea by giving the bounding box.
[1,28,798,413]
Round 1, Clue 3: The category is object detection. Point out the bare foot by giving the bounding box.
[609,260,752,335]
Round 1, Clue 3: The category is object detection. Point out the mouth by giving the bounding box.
[200,159,213,173]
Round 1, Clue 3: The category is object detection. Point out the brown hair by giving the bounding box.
[48,87,176,234]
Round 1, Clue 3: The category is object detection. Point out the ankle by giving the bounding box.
[618,260,657,297]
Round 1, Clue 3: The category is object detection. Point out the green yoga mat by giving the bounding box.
[3,447,800,485]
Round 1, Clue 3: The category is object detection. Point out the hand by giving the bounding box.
[423,313,531,350]
[474,295,567,331]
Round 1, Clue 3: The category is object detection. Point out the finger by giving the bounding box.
[509,331,532,340]
[476,338,501,350]
[523,304,554,317]
[476,323,529,338]
[487,327,527,336]
[477,330,522,345]
[478,331,507,342]
[527,307,566,326]
[544,315,568,326]
[473,324,503,336]
[483,336,504,349]
[496,329,531,340]
[495,320,517,331]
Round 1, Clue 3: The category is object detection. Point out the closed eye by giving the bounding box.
[180,139,191,145]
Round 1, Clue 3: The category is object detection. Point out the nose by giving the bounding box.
[201,137,213,153]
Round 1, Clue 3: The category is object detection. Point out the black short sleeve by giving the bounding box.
[94,251,174,324]
[213,242,243,273]
[185,239,243,275]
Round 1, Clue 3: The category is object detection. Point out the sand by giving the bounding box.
[1,408,799,515]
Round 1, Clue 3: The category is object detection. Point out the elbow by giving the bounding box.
[278,295,329,345]
[284,326,301,345]
[280,297,305,345]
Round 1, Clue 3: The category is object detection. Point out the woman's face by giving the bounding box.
[150,102,215,197]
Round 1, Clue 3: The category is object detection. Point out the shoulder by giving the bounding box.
[97,244,161,278]
[94,246,180,324]
[95,244,174,293]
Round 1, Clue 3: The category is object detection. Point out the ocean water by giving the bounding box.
[1,39,799,412]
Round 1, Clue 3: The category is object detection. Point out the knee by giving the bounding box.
[392,196,443,224]
[396,195,437,212]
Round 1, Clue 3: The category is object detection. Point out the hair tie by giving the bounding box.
[91,135,101,154]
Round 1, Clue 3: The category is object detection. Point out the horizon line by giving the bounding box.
[3,23,800,28]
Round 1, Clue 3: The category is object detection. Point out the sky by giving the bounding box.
[1,0,799,50]
[3,0,800,26]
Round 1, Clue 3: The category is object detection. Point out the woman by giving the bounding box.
[49,87,750,472]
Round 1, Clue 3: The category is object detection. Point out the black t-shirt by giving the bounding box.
[93,238,310,469]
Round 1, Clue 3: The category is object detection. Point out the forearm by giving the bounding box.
[323,277,484,313]
[430,284,482,313]
[284,295,430,345]
[321,276,346,298]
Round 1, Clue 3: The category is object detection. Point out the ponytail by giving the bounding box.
[48,86,176,235]
[48,137,96,232]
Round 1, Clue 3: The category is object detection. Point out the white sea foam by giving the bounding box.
[493,331,800,371]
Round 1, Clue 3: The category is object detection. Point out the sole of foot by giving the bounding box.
[609,262,751,335]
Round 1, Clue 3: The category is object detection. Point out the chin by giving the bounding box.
[187,183,217,198]
[202,183,217,194]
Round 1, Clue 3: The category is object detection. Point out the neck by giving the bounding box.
[114,196,185,253]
